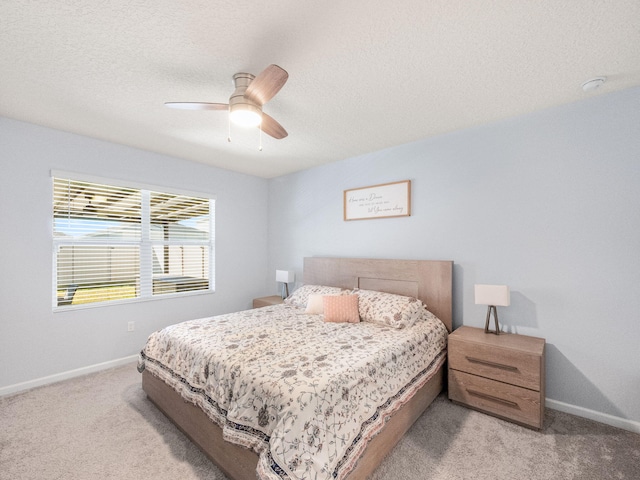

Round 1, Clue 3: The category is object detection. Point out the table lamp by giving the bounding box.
[474,284,510,335]
[276,270,295,299]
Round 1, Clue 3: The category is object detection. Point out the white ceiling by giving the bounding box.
[1,1,639,178]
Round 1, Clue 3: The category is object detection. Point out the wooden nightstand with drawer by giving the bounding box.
[252,295,284,308]
[448,326,545,430]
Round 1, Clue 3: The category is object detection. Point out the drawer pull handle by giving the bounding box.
[467,389,519,408]
[466,356,518,372]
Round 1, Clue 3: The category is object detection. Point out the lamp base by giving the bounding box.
[484,305,500,335]
[281,282,289,300]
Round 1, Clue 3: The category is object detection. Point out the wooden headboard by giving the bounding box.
[303,257,453,332]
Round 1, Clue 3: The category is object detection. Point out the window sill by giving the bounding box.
[53,288,215,313]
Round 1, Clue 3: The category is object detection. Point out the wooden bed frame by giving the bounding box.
[142,257,453,480]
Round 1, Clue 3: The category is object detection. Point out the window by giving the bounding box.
[53,175,215,308]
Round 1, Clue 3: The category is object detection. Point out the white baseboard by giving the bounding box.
[546,398,640,434]
[0,355,139,397]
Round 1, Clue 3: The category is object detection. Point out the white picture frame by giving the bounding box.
[343,180,411,221]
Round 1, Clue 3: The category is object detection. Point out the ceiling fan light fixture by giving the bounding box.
[165,65,288,138]
[229,104,262,127]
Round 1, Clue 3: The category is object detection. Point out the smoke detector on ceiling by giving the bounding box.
[581,77,607,92]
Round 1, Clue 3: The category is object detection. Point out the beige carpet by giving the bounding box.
[1,363,639,480]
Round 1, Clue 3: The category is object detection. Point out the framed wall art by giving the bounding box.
[343,180,411,221]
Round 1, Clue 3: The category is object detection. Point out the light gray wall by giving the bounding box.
[0,117,269,388]
[2,87,638,426]
[268,87,640,425]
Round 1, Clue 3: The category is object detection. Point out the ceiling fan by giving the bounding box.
[165,64,289,139]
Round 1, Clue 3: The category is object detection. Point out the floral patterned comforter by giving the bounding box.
[138,303,447,480]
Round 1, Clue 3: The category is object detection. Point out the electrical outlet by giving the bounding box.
[128,321,135,332]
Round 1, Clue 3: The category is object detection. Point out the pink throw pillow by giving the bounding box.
[323,295,360,323]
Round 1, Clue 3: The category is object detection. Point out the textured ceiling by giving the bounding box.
[1,1,639,178]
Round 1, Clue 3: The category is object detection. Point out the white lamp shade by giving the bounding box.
[276,270,295,283]
[474,284,510,306]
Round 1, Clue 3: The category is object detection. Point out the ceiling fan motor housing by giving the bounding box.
[229,73,262,126]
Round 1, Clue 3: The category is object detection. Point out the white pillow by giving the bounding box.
[305,294,325,314]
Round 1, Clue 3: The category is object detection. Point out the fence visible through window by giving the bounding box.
[53,176,215,308]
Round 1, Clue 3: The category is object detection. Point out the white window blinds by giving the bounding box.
[53,176,214,308]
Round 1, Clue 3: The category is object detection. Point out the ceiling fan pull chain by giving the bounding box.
[259,123,263,151]
[227,108,232,143]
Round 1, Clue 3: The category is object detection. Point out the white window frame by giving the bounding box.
[52,170,216,310]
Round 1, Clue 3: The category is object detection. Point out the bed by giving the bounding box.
[139,257,453,480]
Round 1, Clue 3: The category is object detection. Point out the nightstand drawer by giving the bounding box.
[449,370,542,429]
[449,338,541,391]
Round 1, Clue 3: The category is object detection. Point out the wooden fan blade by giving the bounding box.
[244,65,288,106]
[261,112,288,139]
[164,102,228,111]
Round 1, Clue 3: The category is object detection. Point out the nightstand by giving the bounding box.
[252,295,284,308]
[448,326,545,430]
